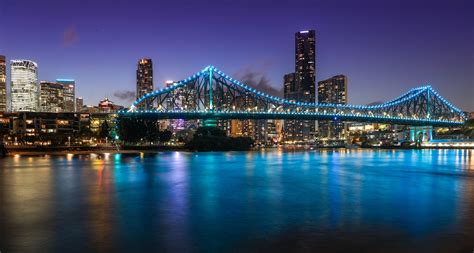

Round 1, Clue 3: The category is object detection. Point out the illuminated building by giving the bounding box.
[98,98,123,113]
[165,80,198,132]
[0,55,6,111]
[283,72,300,142]
[4,112,116,145]
[39,81,64,112]
[283,30,316,143]
[10,59,39,112]
[136,58,153,109]
[76,97,83,112]
[318,75,348,142]
[295,30,316,102]
[11,112,82,144]
[56,79,75,112]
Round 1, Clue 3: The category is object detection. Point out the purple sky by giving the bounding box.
[0,0,473,111]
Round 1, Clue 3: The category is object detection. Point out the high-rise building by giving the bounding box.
[295,30,316,102]
[56,79,75,112]
[0,55,6,112]
[283,73,301,142]
[136,58,153,109]
[282,30,316,143]
[282,30,316,142]
[10,59,39,112]
[283,72,296,99]
[76,97,84,112]
[318,75,348,142]
[40,81,64,112]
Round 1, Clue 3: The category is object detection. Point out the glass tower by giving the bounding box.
[284,30,316,143]
[56,79,76,112]
[39,81,64,112]
[136,58,153,109]
[0,55,6,112]
[10,59,39,112]
[318,75,348,142]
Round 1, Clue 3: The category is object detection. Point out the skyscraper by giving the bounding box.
[283,72,296,99]
[56,79,75,112]
[10,59,39,112]
[318,75,348,142]
[0,55,6,112]
[136,58,153,109]
[283,73,302,142]
[284,30,316,142]
[39,81,64,112]
[295,30,316,102]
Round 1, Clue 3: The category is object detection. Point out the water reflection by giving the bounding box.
[0,149,473,252]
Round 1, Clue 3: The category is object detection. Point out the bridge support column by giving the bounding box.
[408,126,433,143]
[202,119,217,127]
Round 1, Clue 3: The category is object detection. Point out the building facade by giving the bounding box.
[165,80,198,132]
[98,97,123,113]
[0,55,7,112]
[283,72,301,142]
[56,79,75,112]
[136,58,153,109]
[39,81,64,112]
[295,30,316,102]
[317,75,348,142]
[10,60,39,112]
[76,97,84,112]
[283,30,316,143]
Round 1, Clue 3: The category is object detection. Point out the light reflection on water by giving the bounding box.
[1,149,473,253]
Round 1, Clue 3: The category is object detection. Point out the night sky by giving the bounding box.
[0,0,472,111]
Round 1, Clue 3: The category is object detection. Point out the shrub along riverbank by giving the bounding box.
[185,127,254,151]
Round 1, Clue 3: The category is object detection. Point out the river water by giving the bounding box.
[1,149,473,252]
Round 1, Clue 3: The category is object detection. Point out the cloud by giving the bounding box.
[62,25,78,47]
[113,90,136,102]
[234,68,283,97]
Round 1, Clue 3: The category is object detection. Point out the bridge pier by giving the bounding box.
[408,126,433,143]
[202,119,217,127]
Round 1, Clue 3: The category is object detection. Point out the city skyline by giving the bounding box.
[0,0,472,112]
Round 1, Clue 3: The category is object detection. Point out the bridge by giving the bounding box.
[119,66,467,127]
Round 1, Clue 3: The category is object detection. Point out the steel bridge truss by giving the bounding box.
[121,66,466,127]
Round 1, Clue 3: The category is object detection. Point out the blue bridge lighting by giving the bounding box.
[120,66,467,127]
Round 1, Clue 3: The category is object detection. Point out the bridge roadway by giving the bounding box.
[119,110,463,127]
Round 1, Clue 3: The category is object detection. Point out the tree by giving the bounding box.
[186,126,253,151]
[99,121,111,140]
[159,130,173,143]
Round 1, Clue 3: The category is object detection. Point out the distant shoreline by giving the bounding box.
[2,146,472,157]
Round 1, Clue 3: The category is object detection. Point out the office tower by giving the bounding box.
[76,97,84,112]
[283,30,316,143]
[56,79,75,112]
[283,72,296,99]
[318,75,348,142]
[40,81,64,112]
[283,72,301,142]
[136,58,153,109]
[0,55,6,111]
[295,30,316,102]
[10,59,39,112]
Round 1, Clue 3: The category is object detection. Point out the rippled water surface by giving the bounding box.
[1,149,474,253]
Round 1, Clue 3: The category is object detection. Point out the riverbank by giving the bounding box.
[3,145,473,156]
[2,145,186,156]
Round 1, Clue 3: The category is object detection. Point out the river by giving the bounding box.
[1,149,473,252]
